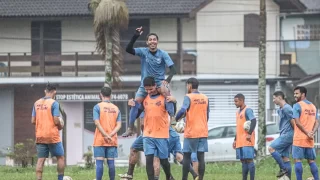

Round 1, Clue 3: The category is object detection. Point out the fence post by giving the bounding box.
[75,52,79,76]
[7,53,11,77]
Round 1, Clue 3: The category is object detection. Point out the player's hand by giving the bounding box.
[232,141,236,149]
[166,96,176,103]
[246,134,251,142]
[307,131,314,139]
[128,98,135,107]
[103,134,112,142]
[135,26,143,35]
[162,80,169,86]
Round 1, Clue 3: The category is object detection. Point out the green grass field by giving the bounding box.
[0,157,317,180]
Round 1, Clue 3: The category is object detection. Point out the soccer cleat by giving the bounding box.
[276,168,288,178]
[122,128,135,137]
[169,176,175,180]
[118,173,133,179]
[194,176,199,180]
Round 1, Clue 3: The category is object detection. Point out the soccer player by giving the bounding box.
[123,26,177,137]
[269,91,294,178]
[292,86,319,180]
[233,93,256,180]
[93,87,122,180]
[31,83,65,180]
[176,77,209,180]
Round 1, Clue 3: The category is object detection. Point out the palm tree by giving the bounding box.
[89,0,129,87]
[257,0,267,163]
[59,104,67,164]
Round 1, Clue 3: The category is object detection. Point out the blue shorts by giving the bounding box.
[292,145,316,160]
[36,142,64,158]
[143,137,169,159]
[169,136,182,157]
[183,138,208,153]
[270,135,293,158]
[191,153,198,162]
[93,146,118,158]
[131,135,144,151]
[236,146,255,160]
[135,81,167,98]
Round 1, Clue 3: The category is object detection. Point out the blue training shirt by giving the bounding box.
[32,97,60,117]
[93,101,121,122]
[134,48,174,86]
[278,103,294,136]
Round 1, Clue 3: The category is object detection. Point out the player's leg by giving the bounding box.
[182,138,196,180]
[123,87,146,137]
[236,147,248,180]
[153,156,161,180]
[93,146,106,180]
[292,145,304,180]
[281,145,292,179]
[157,81,171,97]
[48,142,65,180]
[106,147,118,180]
[191,153,199,175]
[155,138,172,180]
[197,138,208,180]
[170,136,198,179]
[242,147,255,180]
[268,136,288,177]
[118,135,144,179]
[143,137,157,180]
[35,144,49,180]
[306,148,318,180]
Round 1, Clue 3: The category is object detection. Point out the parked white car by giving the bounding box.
[180,122,280,162]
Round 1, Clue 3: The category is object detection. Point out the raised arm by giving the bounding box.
[126,26,143,55]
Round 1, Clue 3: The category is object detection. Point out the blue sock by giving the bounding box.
[96,160,104,180]
[241,162,249,180]
[129,101,140,126]
[284,161,292,179]
[271,151,285,170]
[295,162,303,180]
[309,162,319,180]
[107,160,115,180]
[248,162,255,180]
[58,174,63,180]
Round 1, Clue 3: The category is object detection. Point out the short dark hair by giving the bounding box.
[143,76,156,87]
[186,77,199,89]
[273,91,285,99]
[101,87,112,97]
[146,33,159,41]
[294,86,307,96]
[234,93,245,100]
[46,82,57,92]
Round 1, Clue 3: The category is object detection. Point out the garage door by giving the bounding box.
[199,85,263,128]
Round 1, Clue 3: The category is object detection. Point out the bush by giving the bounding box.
[6,139,37,168]
[83,146,94,169]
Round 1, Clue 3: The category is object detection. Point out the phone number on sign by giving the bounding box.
[111,94,129,100]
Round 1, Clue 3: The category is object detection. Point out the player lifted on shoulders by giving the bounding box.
[292,86,319,180]
[175,78,209,180]
[92,87,122,180]
[269,91,294,179]
[233,93,256,180]
[123,26,177,137]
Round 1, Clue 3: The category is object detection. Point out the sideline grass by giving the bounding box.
[0,157,316,180]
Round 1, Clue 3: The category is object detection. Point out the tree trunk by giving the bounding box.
[104,28,113,88]
[257,0,267,164]
[59,104,67,165]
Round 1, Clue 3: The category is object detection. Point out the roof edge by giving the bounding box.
[189,0,214,18]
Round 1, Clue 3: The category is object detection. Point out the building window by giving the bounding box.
[244,14,259,48]
[31,21,61,76]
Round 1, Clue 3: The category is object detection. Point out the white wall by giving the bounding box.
[196,0,280,75]
[0,88,14,165]
[150,18,197,53]
[60,102,84,165]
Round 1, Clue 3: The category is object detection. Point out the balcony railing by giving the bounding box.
[0,52,196,77]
